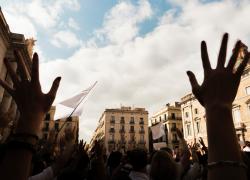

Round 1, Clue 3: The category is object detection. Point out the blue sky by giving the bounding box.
[1,0,250,141]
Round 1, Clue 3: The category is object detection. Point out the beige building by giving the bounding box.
[90,106,149,154]
[181,44,250,145]
[181,94,207,145]
[39,106,79,143]
[0,8,35,141]
[150,102,183,149]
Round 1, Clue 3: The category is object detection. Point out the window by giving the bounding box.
[130,117,135,124]
[185,112,189,118]
[54,123,59,131]
[233,108,241,124]
[130,126,134,132]
[111,116,115,123]
[246,86,250,95]
[194,108,198,114]
[171,113,176,119]
[139,117,144,124]
[173,134,177,141]
[196,121,200,133]
[159,116,162,122]
[109,134,114,141]
[187,124,191,136]
[45,114,50,121]
[164,114,167,121]
[140,134,144,141]
[120,116,125,123]
[45,122,49,131]
[172,123,176,129]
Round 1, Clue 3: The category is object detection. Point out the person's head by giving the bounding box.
[128,149,147,171]
[107,151,123,169]
[160,147,173,157]
[150,150,178,180]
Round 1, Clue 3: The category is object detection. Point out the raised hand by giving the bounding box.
[0,51,61,135]
[187,33,250,108]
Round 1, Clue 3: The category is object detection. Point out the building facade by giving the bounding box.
[181,45,250,145]
[181,94,207,145]
[150,102,183,150]
[39,106,79,143]
[90,106,149,154]
[0,7,35,142]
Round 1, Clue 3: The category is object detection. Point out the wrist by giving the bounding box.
[15,114,44,135]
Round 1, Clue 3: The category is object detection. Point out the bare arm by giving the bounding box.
[187,33,249,180]
[0,52,60,180]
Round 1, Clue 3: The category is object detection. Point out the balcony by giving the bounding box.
[172,139,179,144]
[120,119,125,124]
[129,120,135,124]
[119,129,125,133]
[108,140,115,144]
[110,120,115,124]
[139,129,145,134]
[138,140,146,144]
[118,139,126,144]
[109,128,115,133]
[139,121,144,125]
[129,129,135,133]
[129,139,136,144]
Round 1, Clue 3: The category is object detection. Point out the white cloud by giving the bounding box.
[3,0,250,142]
[68,18,80,30]
[95,0,153,45]
[51,30,81,48]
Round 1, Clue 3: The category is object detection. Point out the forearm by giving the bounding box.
[206,105,246,180]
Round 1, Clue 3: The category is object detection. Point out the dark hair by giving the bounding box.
[128,149,147,171]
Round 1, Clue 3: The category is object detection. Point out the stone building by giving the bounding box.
[0,8,35,141]
[150,102,183,150]
[181,44,250,145]
[39,106,79,143]
[181,94,207,145]
[90,106,149,154]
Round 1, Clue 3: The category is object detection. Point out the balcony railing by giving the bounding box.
[139,121,144,125]
[119,129,125,133]
[108,140,116,144]
[129,121,135,124]
[110,120,115,124]
[172,139,179,144]
[120,120,125,124]
[129,139,136,144]
[138,140,146,144]
[139,129,145,134]
[129,129,135,133]
[118,139,126,144]
[171,127,177,131]
[109,129,115,133]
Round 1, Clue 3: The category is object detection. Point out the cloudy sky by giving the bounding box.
[1,0,250,141]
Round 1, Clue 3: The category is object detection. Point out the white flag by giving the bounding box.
[53,82,97,120]
[151,122,165,140]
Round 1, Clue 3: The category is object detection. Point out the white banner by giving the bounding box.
[151,122,165,140]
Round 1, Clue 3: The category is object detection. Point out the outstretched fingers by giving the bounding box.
[46,77,61,105]
[227,40,242,71]
[216,33,228,69]
[31,53,40,84]
[201,41,211,76]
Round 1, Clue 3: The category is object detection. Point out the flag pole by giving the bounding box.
[54,81,97,142]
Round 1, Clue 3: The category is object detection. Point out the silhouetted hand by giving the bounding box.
[0,51,61,135]
[187,33,250,108]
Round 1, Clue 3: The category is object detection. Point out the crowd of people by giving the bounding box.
[0,33,249,180]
